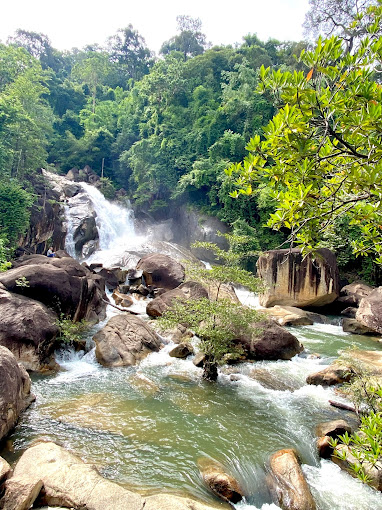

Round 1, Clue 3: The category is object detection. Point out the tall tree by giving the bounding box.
[160,15,207,60]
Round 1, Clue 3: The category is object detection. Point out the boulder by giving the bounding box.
[136,253,185,290]
[346,350,382,375]
[198,458,244,503]
[94,315,162,367]
[306,365,352,386]
[93,267,119,291]
[0,346,34,442]
[268,449,316,510]
[340,307,357,318]
[261,306,331,327]
[238,320,303,361]
[338,281,374,307]
[112,290,133,308]
[146,281,208,317]
[257,248,339,308]
[316,436,333,459]
[169,343,194,358]
[64,190,99,258]
[144,494,225,510]
[193,352,206,367]
[356,287,382,334]
[0,286,59,371]
[316,419,352,438]
[0,456,11,483]
[342,318,377,335]
[0,478,43,510]
[73,215,98,256]
[1,254,106,323]
[11,442,143,510]
[333,444,382,491]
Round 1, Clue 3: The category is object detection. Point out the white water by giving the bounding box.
[18,176,382,509]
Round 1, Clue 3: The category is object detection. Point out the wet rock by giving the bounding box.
[137,284,150,296]
[306,365,352,386]
[1,254,107,323]
[257,248,339,308]
[0,286,59,371]
[316,419,352,439]
[11,442,143,510]
[0,346,34,442]
[94,267,119,291]
[340,307,357,318]
[316,436,333,459]
[193,352,206,367]
[339,281,374,307]
[238,320,303,361]
[136,253,185,290]
[356,287,382,335]
[112,290,133,308]
[249,368,297,391]
[268,448,316,510]
[144,494,226,510]
[333,444,382,491]
[128,373,160,396]
[94,314,161,367]
[198,458,244,503]
[342,318,377,335]
[0,478,43,510]
[146,281,208,317]
[169,343,194,358]
[0,456,11,483]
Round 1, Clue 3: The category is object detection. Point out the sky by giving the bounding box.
[0,0,309,54]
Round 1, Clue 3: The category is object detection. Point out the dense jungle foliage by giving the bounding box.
[0,3,381,283]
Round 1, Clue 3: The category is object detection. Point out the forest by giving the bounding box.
[0,0,381,283]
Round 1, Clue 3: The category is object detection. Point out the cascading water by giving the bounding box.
[3,177,382,510]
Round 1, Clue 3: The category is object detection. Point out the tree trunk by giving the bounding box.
[202,356,218,382]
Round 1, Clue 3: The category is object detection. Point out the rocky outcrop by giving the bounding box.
[356,287,382,335]
[342,318,377,335]
[268,449,316,510]
[0,346,34,441]
[136,253,185,291]
[338,281,374,308]
[146,281,208,317]
[0,254,106,323]
[94,315,162,367]
[257,248,339,308]
[0,286,59,371]
[261,306,330,327]
[66,165,100,185]
[237,320,303,361]
[198,458,244,503]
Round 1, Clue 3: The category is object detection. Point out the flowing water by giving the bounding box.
[2,182,382,509]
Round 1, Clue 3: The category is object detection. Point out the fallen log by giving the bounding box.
[329,400,356,413]
[102,298,140,315]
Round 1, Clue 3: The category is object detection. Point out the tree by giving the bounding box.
[303,0,379,52]
[227,4,382,262]
[160,15,207,60]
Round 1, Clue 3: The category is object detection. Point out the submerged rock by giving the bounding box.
[0,346,34,442]
[198,458,244,503]
[257,248,339,308]
[136,253,185,290]
[267,448,316,510]
[144,494,227,510]
[94,314,162,367]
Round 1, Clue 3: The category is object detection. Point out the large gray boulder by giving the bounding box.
[94,315,162,367]
[257,248,339,308]
[146,281,208,317]
[338,281,374,308]
[136,253,185,290]
[0,346,34,441]
[0,286,59,371]
[356,287,382,334]
[267,449,316,510]
[0,254,106,323]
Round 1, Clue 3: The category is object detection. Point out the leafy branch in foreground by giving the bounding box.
[158,297,263,381]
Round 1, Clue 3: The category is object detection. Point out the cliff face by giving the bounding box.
[257,248,340,308]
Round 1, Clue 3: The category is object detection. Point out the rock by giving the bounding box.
[146,281,208,317]
[340,307,357,318]
[342,318,377,335]
[198,458,244,503]
[356,287,382,334]
[94,315,161,367]
[208,283,240,303]
[94,267,119,291]
[0,286,59,371]
[316,419,352,438]
[257,248,339,308]
[316,436,333,459]
[11,442,143,510]
[346,350,382,375]
[193,352,206,367]
[249,368,297,391]
[112,290,133,308]
[238,320,303,361]
[163,325,194,344]
[128,373,160,396]
[261,306,330,326]
[169,343,194,358]
[0,346,34,442]
[144,494,225,510]
[0,456,11,483]
[136,253,185,290]
[1,254,106,323]
[0,478,43,510]
[137,284,150,296]
[306,365,352,386]
[339,281,374,307]
[268,449,316,510]
[333,444,382,491]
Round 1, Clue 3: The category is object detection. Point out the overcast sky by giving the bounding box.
[0,0,309,54]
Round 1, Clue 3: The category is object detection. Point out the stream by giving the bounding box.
[2,182,382,510]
